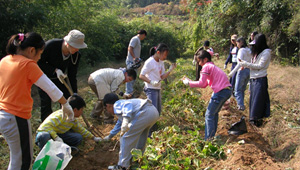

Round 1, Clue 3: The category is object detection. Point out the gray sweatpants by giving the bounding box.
[118,103,159,168]
[0,110,33,170]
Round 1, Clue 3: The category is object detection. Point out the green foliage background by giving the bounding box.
[1,0,300,64]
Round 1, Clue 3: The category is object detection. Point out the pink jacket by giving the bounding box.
[189,62,231,93]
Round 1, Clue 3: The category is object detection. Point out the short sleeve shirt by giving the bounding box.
[140,56,165,89]
[0,55,43,119]
[127,36,141,62]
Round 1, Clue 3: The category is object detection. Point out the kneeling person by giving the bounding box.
[35,94,102,149]
[103,93,159,169]
[88,68,136,124]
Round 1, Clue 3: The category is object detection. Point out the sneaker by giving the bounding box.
[237,105,245,111]
[249,119,263,127]
[70,146,79,157]
[108,165,126,170]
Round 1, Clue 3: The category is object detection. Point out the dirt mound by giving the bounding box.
[66,124,120,170]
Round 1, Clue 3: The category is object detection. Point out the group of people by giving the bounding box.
[182,32,271,141]
[0,28,176,170]
[0,28,271,170]
[224,32,271,127]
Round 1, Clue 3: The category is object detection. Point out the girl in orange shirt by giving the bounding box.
[0,32,74,170]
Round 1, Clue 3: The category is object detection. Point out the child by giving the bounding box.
[36,94,102,149]
[228,37,251,111]
[193,40,217,80]
[0,32,74,170]
[182,50,232,140]
[139,43,176,133]
[103,93,159,170]
[239,34,271,127]
[88,68,136,123]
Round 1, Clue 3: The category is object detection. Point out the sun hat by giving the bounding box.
[64,30,87,49]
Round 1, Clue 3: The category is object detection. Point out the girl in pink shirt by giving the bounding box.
[182,50,232,140]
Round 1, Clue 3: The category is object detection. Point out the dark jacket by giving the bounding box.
[38,39,80,93]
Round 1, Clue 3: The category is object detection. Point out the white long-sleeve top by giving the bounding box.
[90,68,125,99]
[228,47,252,77]
[240,49,271,79]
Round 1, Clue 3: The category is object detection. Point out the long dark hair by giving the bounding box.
[196,50,211,62]
[149,43,169,56]
[237,37,247,48]
[251,34,269,56]
[6,32,45,55]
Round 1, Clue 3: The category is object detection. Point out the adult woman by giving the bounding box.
[224,34,239,91]
[0,32,73,170]
[239,34,271,126]
[228,37,251,111]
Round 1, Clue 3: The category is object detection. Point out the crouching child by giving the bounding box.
[35,94,102,149]
[103,93,159,170]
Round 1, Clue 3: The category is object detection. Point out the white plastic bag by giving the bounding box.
[33,139,72,170]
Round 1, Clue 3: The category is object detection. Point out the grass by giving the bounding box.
[1,56,300,169]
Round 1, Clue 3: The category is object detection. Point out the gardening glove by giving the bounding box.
[54,136,63,143]
[93,137,103,143]
[192,59,196,65]
[56,69,67,84]
[103,135,112,141]
[182,79,189,85]
[150,80,160,87]
[224,64,227,69]
[168,63,176,72]
[120,117,130,136]
[62,102,74,121]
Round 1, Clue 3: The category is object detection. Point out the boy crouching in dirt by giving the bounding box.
[35,94,102,149]
[103,93,159,170]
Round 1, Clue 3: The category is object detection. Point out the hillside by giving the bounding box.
[1,57,300,170]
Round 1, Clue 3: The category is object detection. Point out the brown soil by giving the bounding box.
[19,61,300,170]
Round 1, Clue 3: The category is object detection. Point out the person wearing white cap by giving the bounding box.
[38,29,87,121]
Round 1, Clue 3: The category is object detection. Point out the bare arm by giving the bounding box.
[128,46,136,60]
[139,74,151,83]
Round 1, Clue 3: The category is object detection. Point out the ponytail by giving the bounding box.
[6,32,45,55]
[149,43,169,57]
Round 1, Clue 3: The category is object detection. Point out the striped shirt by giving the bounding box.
[37,109,93,139]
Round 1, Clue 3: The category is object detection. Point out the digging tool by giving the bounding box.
[59,75,104,138]
[109,140,119,152]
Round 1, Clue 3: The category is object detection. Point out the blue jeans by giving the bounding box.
[205,88,232,140]
[144,88,161,114]
[35,131,83,149]
[144,88,161,135]
[234,68,250,107]
[125,60,135,95]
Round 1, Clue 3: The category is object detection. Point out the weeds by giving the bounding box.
[131,125,225,169]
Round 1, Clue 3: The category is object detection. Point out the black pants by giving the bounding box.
[249,77,270,121]
[38,78,71,121]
